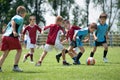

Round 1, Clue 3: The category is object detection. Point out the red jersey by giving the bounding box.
[23,24,41,44]
[44,24,64,45]
[66,25,81,41]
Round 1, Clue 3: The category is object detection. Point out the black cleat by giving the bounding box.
[63,61,71,66]
[56,55,60,63]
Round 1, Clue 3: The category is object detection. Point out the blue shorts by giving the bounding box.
[76,39,83,47]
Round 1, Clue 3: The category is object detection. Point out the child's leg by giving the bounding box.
[14,49,22,65]
[75,47,85,63]
[0,50,9,67]
[102,43,108,58]
[30,48,34,61]
[56,49,68,63]
[37,50,47,64]
[90,46,97,57]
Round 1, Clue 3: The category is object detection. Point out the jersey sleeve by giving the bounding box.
[36,25,42,33]
[44,25,51,30]
[22,26,27,35]
[12,16,23,25]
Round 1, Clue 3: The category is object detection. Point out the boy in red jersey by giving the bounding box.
[56,20,81,64]
[22,15,41,63]
[35,16,70,66]
[0,6,26,72]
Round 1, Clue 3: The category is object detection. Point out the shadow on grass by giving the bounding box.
[10,70,47,74]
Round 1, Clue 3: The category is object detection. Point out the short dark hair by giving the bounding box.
[90,23,97,29]
[16,6,26,15]
[99,13,107,19]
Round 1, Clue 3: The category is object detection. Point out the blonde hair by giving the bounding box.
[55,16,63,23]
[16,6,26,15]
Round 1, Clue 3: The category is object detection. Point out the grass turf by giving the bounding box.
[0,47,120,80]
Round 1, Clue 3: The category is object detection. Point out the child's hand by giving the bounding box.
[13,31,18,37]
[94,36,97,41]
[83,39,89,43]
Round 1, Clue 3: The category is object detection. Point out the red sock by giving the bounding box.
[25,53,30,59]
[30,54,33,61]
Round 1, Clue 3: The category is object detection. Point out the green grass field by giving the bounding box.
[0,47,120,80]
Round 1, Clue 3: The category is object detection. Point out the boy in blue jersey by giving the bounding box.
[90,13,109,63]
[0,6,26,72]
[73,23,97,65]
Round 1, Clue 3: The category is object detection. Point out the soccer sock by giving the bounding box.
[14,65,18,68]
[90,52,94,57]
[103,50,108,58]
[30,54,33,61]
[57,53,62,57]
[25,53,30,58]
[0,67,1,69]
[57,50,68,57]
[76,52,83,62]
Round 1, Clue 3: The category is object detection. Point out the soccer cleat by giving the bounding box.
[103,58,108,63]
[56,55,60,63]
[73,60,81,65]
[23,55,27,62]
[13,66,23,72]
[35,62,41,66]
[30,61,34,63]
[63,61,71,66]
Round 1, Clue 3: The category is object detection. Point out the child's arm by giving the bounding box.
[73,30,79,41]
[61,39,68,44]
[106,32,109,39]
[11,20,18,37]
[93,32,97,41]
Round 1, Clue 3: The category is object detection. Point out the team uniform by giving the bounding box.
[0,15,24,51]
[22,25,41,49]
[66,26,81,48]
[75,27,90,47]
[94,23,108,46]
[44,24,65,52]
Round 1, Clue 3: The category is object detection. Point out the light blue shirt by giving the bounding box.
[95,23,108,42]
[75,27,89,47]
[3,15,24,37]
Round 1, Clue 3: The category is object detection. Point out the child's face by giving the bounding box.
[64,22,70,30]
[29,16,36,24]
[99,15,107,24]
[59,20,64,27]
[89,27,96,33]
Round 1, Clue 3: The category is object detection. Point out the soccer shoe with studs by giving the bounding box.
[63,61,71,66]
[56,55,60,63]
[103,58,108,63]
[13,66,23,72]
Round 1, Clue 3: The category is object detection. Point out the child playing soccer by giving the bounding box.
[35,16,70,66]
[22,15,41,63]
[73,23,97,65]
[0,6,26,72]
[90,13,109,63]
[56,20,81,64]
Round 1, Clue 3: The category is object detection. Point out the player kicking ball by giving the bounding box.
[73,23,97,65]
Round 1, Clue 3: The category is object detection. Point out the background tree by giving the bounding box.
[48,0,75,20]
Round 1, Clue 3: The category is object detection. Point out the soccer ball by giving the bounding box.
[86,57,95,65]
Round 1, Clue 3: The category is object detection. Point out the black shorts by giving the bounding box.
[70,40,77,48]
[95,40,107,46]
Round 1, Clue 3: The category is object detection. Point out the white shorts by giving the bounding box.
[44,42,64,52]
[26,41,35,49]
